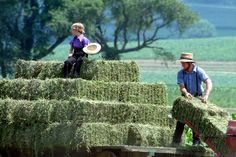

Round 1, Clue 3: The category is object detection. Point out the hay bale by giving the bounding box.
[0,98,172,126]
[0,122,173,150]
[171,97,230,155]
[75,123,173,149]
[0,79,167,105]
[0,122,76,150]
[15,59,139,82]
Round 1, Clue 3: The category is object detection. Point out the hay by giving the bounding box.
[0,98,172,126]
[0,79,167,105]
[75,123,173,149]
[0,122,173,150]
[171,97,231,155]
[15,59,139,82]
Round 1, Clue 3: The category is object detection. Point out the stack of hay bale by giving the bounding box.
[0,60,175,154]
[172,97,231,156]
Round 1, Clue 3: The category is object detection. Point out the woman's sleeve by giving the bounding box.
[69,39,73,46]
[83,38,91,46]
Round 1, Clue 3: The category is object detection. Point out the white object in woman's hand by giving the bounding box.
[68,53,73,57]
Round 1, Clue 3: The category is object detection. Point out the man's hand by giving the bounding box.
[200,95,208,103]
[184,92,193,99]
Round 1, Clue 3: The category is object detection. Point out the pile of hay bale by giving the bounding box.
[172,97,231,156]
[0,60,175,153]
[15,59,139,82]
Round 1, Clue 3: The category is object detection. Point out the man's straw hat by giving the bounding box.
[177,52,195,63]
[83,43,101,55]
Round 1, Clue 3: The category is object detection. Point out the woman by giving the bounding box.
[63,22,90,78]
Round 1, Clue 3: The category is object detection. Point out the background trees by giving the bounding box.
[0,0,197,77]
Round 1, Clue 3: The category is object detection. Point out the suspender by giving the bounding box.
[182,66,201,96]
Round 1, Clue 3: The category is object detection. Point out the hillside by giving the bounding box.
[183,0,236,5]
[182,0,236,36]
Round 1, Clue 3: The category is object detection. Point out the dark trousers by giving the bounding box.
[172,121,200,144]
[63,55,84,78]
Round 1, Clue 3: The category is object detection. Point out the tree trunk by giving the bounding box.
[102,48,120,60]
[0,60,7,78]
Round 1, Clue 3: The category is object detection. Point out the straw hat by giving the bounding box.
[177,53,195,63]
[83,43,101,55]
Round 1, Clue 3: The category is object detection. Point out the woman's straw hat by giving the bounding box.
[176,52,195,63]
[83,43,101,55]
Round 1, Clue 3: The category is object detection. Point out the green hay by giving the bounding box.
[0,122,173,151]
[0,79,167,105]
[171,97,231,155]
[15,59,139,82]
[75,123,173,149]
[0,98,173,126]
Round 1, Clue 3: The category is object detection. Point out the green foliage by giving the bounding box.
[0,0,197,76]
[0,79,167,105]
[98,0,197,59]
[232,113,236,120]
[15,59,139,82]
[181,19,217,38]
[172,97,231,155]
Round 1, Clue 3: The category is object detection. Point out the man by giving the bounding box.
[172,52,213,146]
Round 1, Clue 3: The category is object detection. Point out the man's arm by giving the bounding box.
[179,84,193,98]
[201,79,212,103]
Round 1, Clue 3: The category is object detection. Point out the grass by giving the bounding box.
[43,36,236,61]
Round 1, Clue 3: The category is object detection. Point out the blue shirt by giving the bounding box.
[69,34,90,49]
[177,64,209,96]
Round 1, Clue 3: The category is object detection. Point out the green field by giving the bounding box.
[41,36,236,108]
[43,36,236,61]
[140,69,236,108]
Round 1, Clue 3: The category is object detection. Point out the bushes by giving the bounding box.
[172,97,231,155]
[15,60,139,82]
[0,79,167,105]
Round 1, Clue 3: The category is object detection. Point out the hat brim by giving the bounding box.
[176,59,195,63]
[83,43,101,55]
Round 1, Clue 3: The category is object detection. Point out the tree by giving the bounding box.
[0,0,19,78]
[0,0,197,77]
[90,0,198,59]
[181,19,217,38]
[0,0,104,77]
